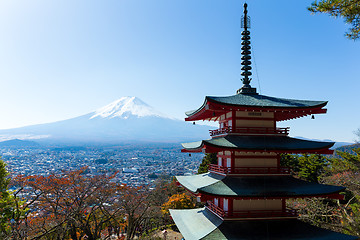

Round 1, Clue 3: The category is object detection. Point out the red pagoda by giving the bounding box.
[169,4,358,240]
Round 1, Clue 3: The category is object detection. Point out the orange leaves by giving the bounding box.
[161,193,195,214]
[8,168,182,239]
[10,168,126,239]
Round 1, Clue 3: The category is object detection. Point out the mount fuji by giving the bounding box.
[0,97,211,146]
[90,97,170,120]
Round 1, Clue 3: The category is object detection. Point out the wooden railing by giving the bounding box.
[209,126,289,136]
[206,201,225,218]
[206,201,297,219]
[208,164,291,175]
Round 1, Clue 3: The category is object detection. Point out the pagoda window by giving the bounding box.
[226,158,231,168]
[226,111,232,118]
[218,157,222,166]
[228,120,232,127]
[214,198,219,207]
[223,199,229,212]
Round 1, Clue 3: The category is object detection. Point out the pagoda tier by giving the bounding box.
[176,173,344,200]
[170,3,357,239]
[170,208,358,240]
[185,94,328,122]
[181,135,334,154]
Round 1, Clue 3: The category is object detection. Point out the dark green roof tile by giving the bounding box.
[177,173,345,197]
[170,208,357,240]
[182,135,334,152]
[207,94,327,108]
[186,93,327,117]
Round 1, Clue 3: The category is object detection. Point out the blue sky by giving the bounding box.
[0,0,359,142]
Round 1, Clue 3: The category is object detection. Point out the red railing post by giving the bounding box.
[210,165,291,175]
[206,201,225,218]
[210,127,290,137]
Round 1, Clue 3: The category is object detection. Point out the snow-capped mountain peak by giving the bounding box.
[90,96,168,119]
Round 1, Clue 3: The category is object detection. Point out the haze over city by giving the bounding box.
[0,0,359,142]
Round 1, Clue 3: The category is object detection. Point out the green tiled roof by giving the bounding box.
[186,94,327,117]
[208,94,327,108]
[203,218,357,240]
[176,173,345,197]
[170,208,357,240]
[182,135,334,152]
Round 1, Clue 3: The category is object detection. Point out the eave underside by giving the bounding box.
[170,208,357,240]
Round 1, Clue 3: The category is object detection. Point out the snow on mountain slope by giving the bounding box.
[90,96,170,119]
[0,96,210,145]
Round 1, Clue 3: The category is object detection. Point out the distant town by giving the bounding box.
[1,144,203,187]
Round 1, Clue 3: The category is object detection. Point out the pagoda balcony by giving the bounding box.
[206,201,297,220]
[209,126,289,137]
[209,164,291,175]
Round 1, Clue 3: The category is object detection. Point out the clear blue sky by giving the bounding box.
[0,0,359,142]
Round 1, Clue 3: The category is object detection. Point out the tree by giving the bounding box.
[118,185,156,240]
[280,153,327,182]
[0,158,13,236]
[298,154,327,183]
[8,169,183,240]
[10,168,125,240]
[161,193,196,215]
[198,153,217,174]
[150,178,180,207]
[0,158,26,240]
[280,153,300,174]
[308,0,360,40]
[288,149,360,237]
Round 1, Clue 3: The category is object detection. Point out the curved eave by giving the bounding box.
[176,173,345,199]
[181,136,334,154]
[207,95,328,109]
[176,173,225,193]
[170,207,358,240]
[185,95,328,122]
[170,208,222,240]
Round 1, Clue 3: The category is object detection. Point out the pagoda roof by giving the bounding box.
[176,173,344,198]
[181,135,334,154]
[185,93,328,121]
[170,208,357,240]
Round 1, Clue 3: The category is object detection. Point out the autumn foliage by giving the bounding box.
[7,168,124,239]
[285,149,360,237]
[3,167,174,240]
[161,193,195,215]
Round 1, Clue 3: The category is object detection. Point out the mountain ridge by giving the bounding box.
[0,96,210,145]
[90,96,171,120]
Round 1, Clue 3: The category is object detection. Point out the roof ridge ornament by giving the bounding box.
[237,3,257,95]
